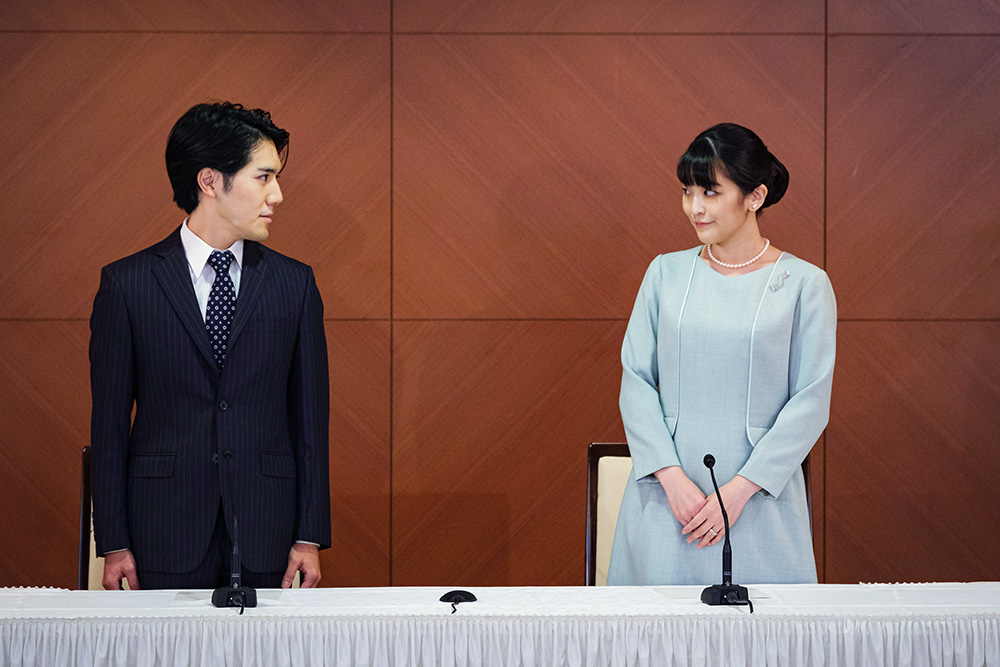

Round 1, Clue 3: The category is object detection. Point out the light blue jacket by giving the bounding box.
[620,246,837,498]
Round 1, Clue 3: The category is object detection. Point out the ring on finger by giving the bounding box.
[708,528,718,537]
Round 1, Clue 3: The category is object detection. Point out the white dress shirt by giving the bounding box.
[180,220,244,321]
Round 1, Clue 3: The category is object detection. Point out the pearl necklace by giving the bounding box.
[706,238,770,269]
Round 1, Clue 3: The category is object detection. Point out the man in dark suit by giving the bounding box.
[90,102,330,590]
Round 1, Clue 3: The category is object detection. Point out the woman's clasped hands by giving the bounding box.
[654,465,761,549]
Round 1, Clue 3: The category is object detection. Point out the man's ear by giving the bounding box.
[197,167,221,199]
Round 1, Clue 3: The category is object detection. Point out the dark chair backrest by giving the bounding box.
[78,445,91,590]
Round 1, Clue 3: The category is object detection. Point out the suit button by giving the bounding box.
[211,453,220,464]
[223,450,233,459]
[219,401,228,411]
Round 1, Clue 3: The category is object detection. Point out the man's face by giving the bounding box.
[215,140,283,243]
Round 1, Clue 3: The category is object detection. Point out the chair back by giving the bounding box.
[585,442,813,586]
[79,445,103,590]
[586,443,631,586]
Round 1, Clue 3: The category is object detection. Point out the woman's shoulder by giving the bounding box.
[775,252,835,300]
[776,252,829,280]
[648,246,702,270]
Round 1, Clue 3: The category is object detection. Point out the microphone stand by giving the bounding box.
[212,462,257,613]
[700,454,753,613]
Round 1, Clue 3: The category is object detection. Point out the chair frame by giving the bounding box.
[79,445,92,590]
[585,442,812,586]
[585,443,629,585]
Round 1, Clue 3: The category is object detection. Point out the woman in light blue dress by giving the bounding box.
[607,123,836,585]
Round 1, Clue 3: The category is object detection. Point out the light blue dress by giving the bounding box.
[607,247,836,585]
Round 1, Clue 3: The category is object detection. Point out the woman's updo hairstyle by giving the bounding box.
[676,123,789,210]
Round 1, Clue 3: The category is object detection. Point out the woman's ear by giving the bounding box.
[748,184,768,211]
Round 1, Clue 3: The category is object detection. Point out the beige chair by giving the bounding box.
[79,445,299,589]
[585,443,632,586]
[585,442,812,586]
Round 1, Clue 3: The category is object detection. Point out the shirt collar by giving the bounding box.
[180,219,244,275]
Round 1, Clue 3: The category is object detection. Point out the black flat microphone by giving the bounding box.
[212,514,258,613]
[700,454,753,612]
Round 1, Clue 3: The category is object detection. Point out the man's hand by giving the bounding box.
[102,549,140,590]
[283,543,321,588]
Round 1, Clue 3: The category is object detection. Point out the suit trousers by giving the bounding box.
[135,505,284,590]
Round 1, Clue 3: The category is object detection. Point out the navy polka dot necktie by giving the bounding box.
[206,250,236,368]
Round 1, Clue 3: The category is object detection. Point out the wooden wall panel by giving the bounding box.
[0,0,389,31]
[3,2,998,590]
[392,321,626,586]
[0,33,391,320]
[826,322,1000,583]
[0,322,91,588]
[827,36,1000,320]
[324,322,392,587]
[394,35,824,319]
[829,0,1000,33]
[395,0,823,33]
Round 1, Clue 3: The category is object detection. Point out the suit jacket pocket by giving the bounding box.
[130,454,175,478]
[261,453,296,478]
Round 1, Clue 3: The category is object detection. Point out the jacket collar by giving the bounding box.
[150,227,268,374]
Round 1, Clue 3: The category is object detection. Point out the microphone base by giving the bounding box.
[212,585,258,609]
[700,584,750,606]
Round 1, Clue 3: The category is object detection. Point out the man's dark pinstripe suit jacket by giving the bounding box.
[89,227,331,574]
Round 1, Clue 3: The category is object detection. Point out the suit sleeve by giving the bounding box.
[287,267,331,548]
[619,256,683,479]
[89,264,135,555]
[737,270,837,498]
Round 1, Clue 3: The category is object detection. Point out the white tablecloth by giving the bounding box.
[2,583,998,666]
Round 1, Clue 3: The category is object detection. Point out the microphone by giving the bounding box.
[212,455,258,613]
[212,514,258,613]
[700,454,753,612]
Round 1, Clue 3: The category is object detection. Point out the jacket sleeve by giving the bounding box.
[287,267,332,548]
[89,264,135,555]
[619,256,683,479]
[738,269,837,498]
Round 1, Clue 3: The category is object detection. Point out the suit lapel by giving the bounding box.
[151,228,219,371]
[227,240,267,352]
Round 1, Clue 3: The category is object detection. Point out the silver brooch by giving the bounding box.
[769,270,790,292]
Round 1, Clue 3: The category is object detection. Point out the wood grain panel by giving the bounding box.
[0,33,390,320]
[394,35,825,319]
[827,36,1000,320]
[826,322,1000,583]
[395,0,823,33]
[0,0,389,31]
[829,0,1000,34]
[392,321,627,586]
[0,322,90,589]
[323,321,392,587]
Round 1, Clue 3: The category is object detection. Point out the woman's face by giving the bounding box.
[681,171,756,247]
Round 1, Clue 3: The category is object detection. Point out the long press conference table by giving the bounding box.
[1,582,998,666]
